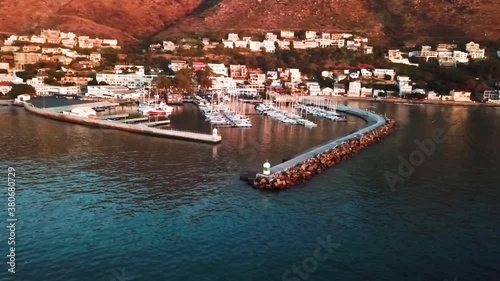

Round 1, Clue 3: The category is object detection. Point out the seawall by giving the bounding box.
[24,103,222,144]
[252,105,396,190]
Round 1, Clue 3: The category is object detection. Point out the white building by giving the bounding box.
[87,85,141,99]
[305,31,317,40]
[483,90,500,103]
[265,33,278,41]
[96,72,156,89]
[262,40,276,53]
[279,39,291,50]
[227,33,239,41]
[289,69,301,83]
[453,51,469,64]
[450,90,472,102]
[249,73,266,85]
[90,52,102,63]
[374,69,395,79]
[222,40,234,48]
[280,30,295,38]
[0,62,10,72]
[211,76,237,90]
[347,82,361,96]
[397,76,412,96]
[306,82,321,96]
[169,60,188,72]
[234,40,248,48]
[249,41,262,52]
[102,39,118,47]
[163,41,177,51]
[207,63,228,77]
[361,87,373,97]
[30,35,46,44]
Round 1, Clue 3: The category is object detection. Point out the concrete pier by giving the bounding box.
[24,103,221,144]
[252,105,396,190]
[45,101,119,112]
[142,120,171,126]
[99,114,129,120]
[120,117,149,123]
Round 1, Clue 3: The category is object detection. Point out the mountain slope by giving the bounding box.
[0,0,499,44]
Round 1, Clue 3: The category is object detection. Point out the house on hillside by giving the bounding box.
[280,30,295,38]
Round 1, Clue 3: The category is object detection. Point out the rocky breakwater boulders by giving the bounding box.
[253,119,397,190]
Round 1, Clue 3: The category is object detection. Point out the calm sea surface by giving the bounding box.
[0,99,499,281]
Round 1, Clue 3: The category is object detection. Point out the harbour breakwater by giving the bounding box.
[23,103,222,144]
[251,105,396,190]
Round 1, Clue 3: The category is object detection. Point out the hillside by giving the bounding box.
[0,0,204,42]
[0,0,499,45]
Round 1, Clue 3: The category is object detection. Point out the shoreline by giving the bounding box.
[326,96,500,107]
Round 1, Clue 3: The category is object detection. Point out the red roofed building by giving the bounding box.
[0,81,13,95]
[192,62,206,71]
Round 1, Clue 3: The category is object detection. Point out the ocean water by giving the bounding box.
[0,100,499,281]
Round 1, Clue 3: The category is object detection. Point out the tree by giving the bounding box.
[8,84,36,99]
[195,66,214,90]
[173,68,194,93]
[87,79,99,85]
[153,75,173,91]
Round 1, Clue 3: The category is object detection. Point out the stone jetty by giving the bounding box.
[251,105,396,190]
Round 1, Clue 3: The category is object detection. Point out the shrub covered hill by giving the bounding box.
[1,0,499,45]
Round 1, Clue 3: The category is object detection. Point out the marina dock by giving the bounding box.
[99,114,129,120]
[120,117,149,123]
[141,120,171,126]
[24,103,221,144]
[45,101,119,112]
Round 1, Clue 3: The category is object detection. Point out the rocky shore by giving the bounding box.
[252,119,397,190]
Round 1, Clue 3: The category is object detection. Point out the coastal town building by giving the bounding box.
[280,30,295,39]
[361,87,373,97]
[229,65,248,80]
[87,85,141,99]
[397,76,412,96]
[1,46,21,52]
[333,83,346,95]
[347,81,361,96]
[249,73,266,85]
[23,45,41,52]
[207,63,228,77]
[0,82,13,94]
[169,60,188,72]
[249,41,262,52]
[163,41,177,51]
[482,90,500,103]
[305,31,317,40]
[211,76,237,90]
[14,52,41,69]
[96,72,156,89]
[306,82,321,96]
[450,90,472,102]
